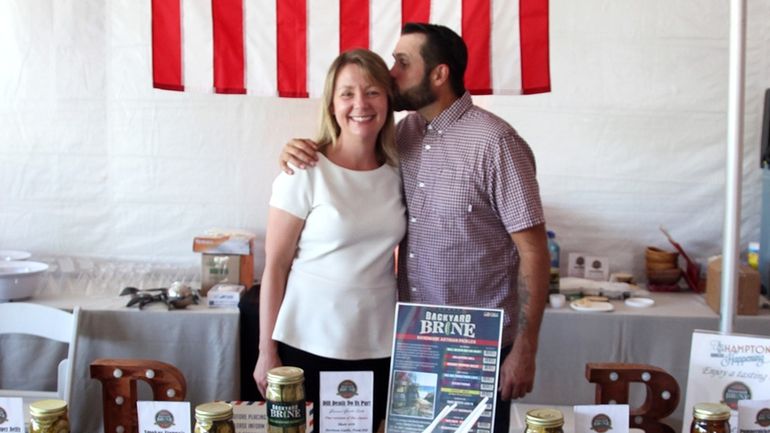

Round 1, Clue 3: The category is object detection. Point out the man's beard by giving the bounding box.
[393,72,437,112]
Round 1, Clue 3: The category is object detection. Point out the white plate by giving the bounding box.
[625,297,655,308]
[0,250,31,261]
[570,300,614,312]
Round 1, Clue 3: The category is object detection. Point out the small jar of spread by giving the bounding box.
[266,366,307,433]
[525,408,564,433]
[29,399,70,433]
[194,402,235,433]
[691,402,731,433]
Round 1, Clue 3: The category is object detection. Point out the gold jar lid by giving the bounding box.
[267,366,305,385]
[526,408,564,428]
[29,399,67,418]
[693,403,731,421]
[195,402,233,422]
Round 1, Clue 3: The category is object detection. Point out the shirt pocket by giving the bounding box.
[430,169,476,221]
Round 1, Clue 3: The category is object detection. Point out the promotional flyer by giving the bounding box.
[683,331,770,433]
[385,303,503,433]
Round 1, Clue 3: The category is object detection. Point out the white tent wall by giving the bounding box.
[1,0,769,286]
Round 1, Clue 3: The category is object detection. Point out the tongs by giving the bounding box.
[659,226,701,292]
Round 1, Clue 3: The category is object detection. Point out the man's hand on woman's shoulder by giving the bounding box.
[280,139,320,174]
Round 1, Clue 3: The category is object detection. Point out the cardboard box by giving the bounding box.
[705,257,760,315]
[193,232,255,295]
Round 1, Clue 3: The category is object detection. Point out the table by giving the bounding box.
[21,293,240,433]
[519,293,770,430]
[4,291,769,432]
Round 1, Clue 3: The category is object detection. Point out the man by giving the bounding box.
[280,23,550,433]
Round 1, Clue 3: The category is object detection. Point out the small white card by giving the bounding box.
[738,400,770,433]
[584,256,610,281]
[320,371,374,433]
[574,404,629,433]
[568,253,588,278]
[0,397,25,433]
[137,401,191,433]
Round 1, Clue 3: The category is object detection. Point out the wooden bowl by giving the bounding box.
[645,247,678,264]
[646,261,677,271]
[647,267,682,285]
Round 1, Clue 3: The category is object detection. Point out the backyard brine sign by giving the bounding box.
[385,303,503,433]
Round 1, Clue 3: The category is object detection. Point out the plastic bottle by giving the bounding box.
[747,242,760,270]
[547,231,560,295]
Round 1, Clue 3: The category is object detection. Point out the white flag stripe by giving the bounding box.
[182,0,213,92]
[492,0,522,94]
[156,0,545,96]
[308,0,339,97]
[430,0,463,37]
[370,0,401,68]
[244,0,277,96]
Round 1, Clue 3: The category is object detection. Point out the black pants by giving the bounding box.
[494,344,513,433]
[278,342,391,432]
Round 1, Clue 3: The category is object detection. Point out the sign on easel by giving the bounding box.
[385,303,503,433]
[682,330,770,433]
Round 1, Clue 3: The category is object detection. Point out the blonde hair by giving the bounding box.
[316,49,398,166]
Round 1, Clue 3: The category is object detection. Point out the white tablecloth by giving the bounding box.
[518,293,770,430]
[5,293,240,433]
[3,290,769,433]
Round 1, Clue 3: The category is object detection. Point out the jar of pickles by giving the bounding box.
[194,402,235,433]
[266,366,306,433]
[690,403,731,433]
[29,399,69,433]
[525,408,564,433]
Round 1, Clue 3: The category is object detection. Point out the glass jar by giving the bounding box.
[266,366,307,433]
[29,399,69,433]
[525,408,564,433]
[194,402,235,433]
[691,402,730,433]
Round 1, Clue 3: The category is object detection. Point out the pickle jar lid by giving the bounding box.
[29,399,67,418]
[526,408,564,428]
[267,366,305,385]
[195,402,233,422]
[693,403,731,421]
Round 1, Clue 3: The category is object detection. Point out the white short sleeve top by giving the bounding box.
[269,154,406,360]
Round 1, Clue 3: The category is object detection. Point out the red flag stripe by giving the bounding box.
[519,0,551,94]
[401,0,430,24]
[276,0,308,97]
[340,0,369,51]
[462,0,491,94]
[212,0,246,94]
[151,0,183,91]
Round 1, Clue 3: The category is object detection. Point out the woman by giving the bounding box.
[253,49,405,431]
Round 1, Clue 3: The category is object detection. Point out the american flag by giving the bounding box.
[151,0,550,97]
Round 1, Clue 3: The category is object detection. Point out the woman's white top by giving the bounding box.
[269,153,406,360]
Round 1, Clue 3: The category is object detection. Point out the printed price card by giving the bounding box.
[137,401,191,433]
[738,400,770,433]
[0,397,24,433]
[574,404,629,433]
[320,371,374,433]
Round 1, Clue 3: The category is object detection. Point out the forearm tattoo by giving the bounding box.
[517,275,531,333]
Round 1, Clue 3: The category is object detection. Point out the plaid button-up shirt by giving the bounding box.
[396,92,545,345]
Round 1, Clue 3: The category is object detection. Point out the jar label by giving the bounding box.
[267,401,306,427]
